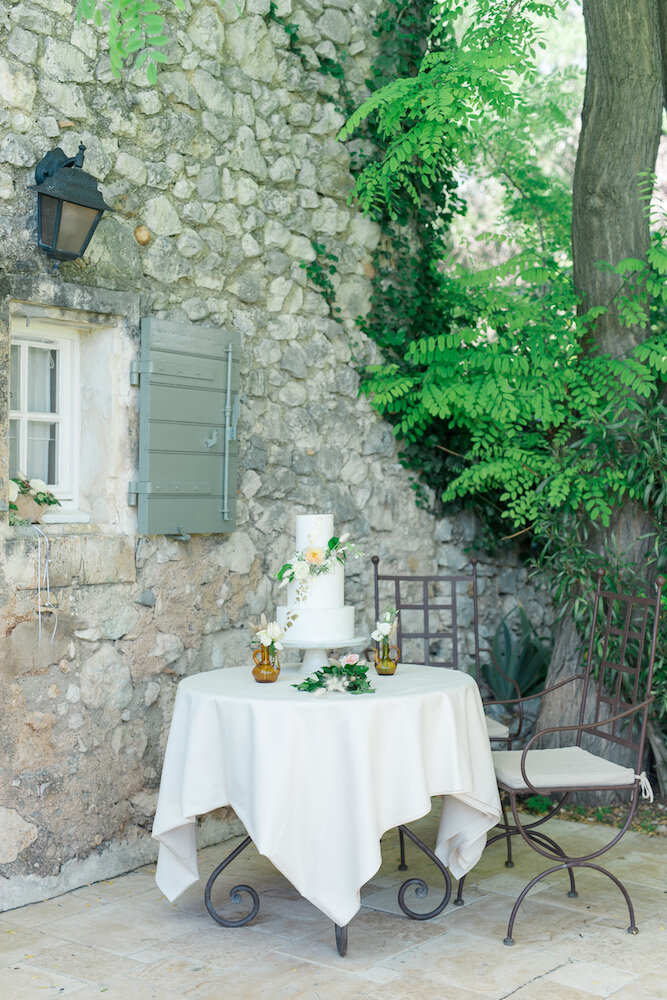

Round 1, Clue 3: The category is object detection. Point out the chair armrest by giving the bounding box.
[481,649,522,704]
[484,673,585,709]
[517,696,654,795]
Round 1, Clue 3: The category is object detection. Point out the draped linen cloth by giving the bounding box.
[153,664,501,927]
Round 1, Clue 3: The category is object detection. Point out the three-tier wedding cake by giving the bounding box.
[276,513,355,642]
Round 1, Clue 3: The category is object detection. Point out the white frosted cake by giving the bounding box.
[276,514,355,642]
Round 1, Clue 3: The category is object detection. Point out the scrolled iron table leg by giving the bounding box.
[204,835,260,928]
[396,824,452,920]
[335,923,348,956]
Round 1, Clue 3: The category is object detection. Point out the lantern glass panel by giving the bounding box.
[39,194,59,248]
[56,202,99,256]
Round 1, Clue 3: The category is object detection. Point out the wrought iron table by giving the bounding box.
[152,664,501,955]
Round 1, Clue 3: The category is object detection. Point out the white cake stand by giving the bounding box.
[281,636,370,675]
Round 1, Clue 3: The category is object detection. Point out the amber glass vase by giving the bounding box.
[252,645,280,683]
[374,641,399,675]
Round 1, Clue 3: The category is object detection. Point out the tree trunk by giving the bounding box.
[537,1,665,761]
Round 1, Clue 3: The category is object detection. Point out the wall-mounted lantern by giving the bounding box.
[29,143,113,261]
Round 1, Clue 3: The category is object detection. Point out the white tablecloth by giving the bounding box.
[153,664,501,926]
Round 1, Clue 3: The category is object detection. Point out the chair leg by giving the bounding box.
[501,797,514,868]
[454,874,466,906]
[398,826,407,871]
[527,830,577,898]
[577,862,638,935]
[502,789,642,944]
[504,864,566,945]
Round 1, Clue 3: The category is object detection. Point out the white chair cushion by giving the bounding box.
[492,746,636,791]
[485,716,510,739]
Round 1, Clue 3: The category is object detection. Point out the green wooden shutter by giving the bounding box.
[129,318,240,536]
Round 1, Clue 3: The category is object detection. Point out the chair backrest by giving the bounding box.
[372,555,481,683]
[578,570,664,769]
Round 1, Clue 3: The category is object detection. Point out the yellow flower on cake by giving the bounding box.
[304,547,325,566]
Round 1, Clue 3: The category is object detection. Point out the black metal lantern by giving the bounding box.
[29,143,113,261]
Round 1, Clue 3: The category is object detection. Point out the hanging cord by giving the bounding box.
[33,525,58,645]
[635,771,654,803]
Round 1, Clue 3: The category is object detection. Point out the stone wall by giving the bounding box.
[0,0,550,909]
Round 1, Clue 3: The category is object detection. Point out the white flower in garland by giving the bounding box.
[322,674,350,694]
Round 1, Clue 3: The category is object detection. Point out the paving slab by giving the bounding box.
[1,810,664,999]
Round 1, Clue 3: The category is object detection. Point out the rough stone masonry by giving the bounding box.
[0,0,550,908]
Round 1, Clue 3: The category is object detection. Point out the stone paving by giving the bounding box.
[1,809,665,999]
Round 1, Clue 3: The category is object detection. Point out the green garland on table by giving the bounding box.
[293,663,375,695]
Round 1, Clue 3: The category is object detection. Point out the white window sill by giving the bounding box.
[41,510,91,524]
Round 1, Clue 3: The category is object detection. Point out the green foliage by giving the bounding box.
[340,0,568,218]
[343,2,667,725]
[300,242,341,318]
[481,606,552,702]
[523,794,554,814]
[293,662,376,695]
[75,0,187,82]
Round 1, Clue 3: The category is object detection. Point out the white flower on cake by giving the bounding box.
[292,560,310,580]
[304,547,325,566]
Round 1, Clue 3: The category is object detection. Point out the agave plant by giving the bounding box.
[481,607,552,703]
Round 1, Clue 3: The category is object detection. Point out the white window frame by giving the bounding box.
[9,321,81,510]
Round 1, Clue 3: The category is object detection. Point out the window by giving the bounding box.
[9,324,80,509]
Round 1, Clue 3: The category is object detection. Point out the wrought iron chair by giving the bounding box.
[372,555,511,741]
[455,569,664,945]
[372,555,520,875]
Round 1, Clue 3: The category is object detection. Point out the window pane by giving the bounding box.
[27,421,57,485]
[28,346,58,414]
[10,344,20,410]
[9,419,19,478]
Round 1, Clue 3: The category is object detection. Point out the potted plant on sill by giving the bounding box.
[9,477,61,525]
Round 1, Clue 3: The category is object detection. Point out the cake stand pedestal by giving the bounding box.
[281,636,369,675]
